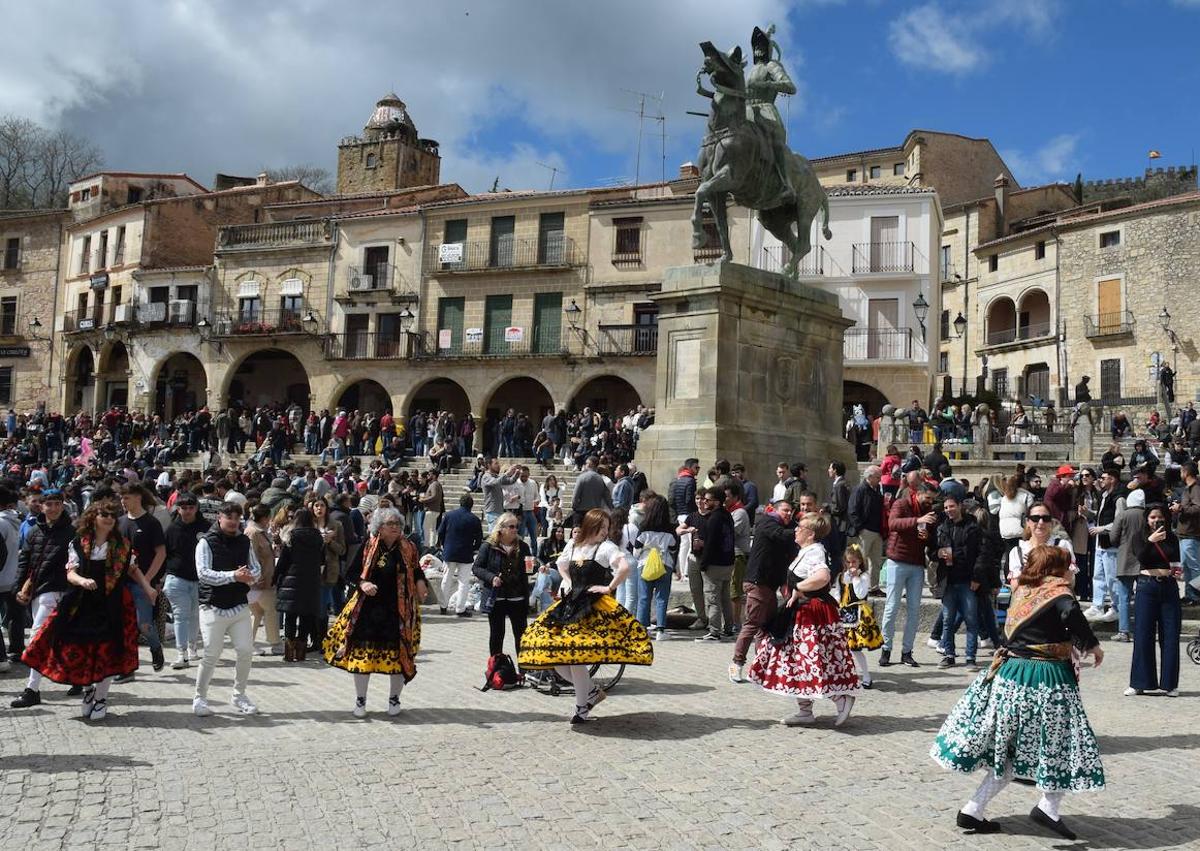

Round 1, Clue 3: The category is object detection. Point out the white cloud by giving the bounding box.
[888,1,1061,76]
[0,0,799,192]
[1001,133,1081,184]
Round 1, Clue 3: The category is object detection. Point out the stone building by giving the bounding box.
[336,94,441,195]
[0,209,69,411]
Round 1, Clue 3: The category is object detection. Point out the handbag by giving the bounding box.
[641,547,666,582]
[839,603,861,627]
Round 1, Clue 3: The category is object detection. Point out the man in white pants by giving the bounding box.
[437,494,483,616]
[193,503,260,717]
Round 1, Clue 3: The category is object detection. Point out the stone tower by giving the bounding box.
[336,94,441,194]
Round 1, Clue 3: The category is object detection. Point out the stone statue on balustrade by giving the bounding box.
[691,26,832,278]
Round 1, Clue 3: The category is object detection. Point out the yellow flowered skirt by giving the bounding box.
[518,593,653,669]
[322,591,422,677]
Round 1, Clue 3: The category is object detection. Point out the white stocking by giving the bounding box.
[389,675,406,697]
[354,673,370,700]
[1037,792,1064,821]
[962,769,1011,819]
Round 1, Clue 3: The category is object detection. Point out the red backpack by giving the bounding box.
[480,653,524,692]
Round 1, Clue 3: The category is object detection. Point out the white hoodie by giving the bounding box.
[0,508,21,592]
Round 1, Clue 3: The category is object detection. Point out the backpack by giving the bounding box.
[480,653,523,692]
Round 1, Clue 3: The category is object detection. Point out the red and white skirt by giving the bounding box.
[748,596,861,700]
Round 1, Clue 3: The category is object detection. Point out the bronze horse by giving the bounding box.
[692,41,831,278]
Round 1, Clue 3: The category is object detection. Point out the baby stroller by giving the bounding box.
[525,663,625,695]
[1188,632,1200,666]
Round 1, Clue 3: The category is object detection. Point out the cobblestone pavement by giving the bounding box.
[0,608,1197,850]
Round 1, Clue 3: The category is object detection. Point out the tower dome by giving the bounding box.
[364,93,417,141]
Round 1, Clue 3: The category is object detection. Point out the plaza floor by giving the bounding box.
[0,609,1197,850]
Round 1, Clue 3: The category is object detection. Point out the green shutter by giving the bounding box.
[483,295,512,354]
[533,292,563,353]
[437,297,464,353]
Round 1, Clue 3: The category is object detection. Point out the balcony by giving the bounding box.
[339,264,418,301]
[760,245,826,276]
[135,300,198,328]
[217,220,330,251]
[1083,311,1135,339]
[412,327,566,359]
[61,310,102,333]
[209,307,323,336]
[423,235,581,276]
[844,327,913,361]
[595,324,658,356]
[325,331,421,360]
[852,241,914,273]
[985,322,1053,347]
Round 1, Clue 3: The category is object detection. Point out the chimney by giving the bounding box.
[678,162,700,179]
[256,172,270,186]
[994,174,1011,236]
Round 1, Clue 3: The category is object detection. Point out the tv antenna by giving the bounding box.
[536,161,560,190]
[612,89,666,185]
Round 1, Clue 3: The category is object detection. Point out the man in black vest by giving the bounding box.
[193,502,260,717]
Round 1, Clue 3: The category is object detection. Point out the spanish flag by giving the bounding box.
[1149,150,1162,159]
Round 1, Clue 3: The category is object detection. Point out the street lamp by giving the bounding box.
[564,298,582,329]
[102,324,116,343]
[398,306,415,333]
[912,292,929,340]
[952,311,968,339]
[1158,306,1171,330]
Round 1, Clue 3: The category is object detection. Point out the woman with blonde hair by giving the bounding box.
[748,513,860,727]
[998,474,1034,565]
[519,508,653,724]
[932,545,1104,838]
[472,512,533,661]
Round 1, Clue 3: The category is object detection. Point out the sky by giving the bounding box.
[4,0,1200,195]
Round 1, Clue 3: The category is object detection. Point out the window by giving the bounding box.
[437,296,465,353]
[988,254,998,273]
[1025,364,1050,402]
[80,236,92,274]
[441,219,467,270]
[938,351,949,373]
[1100,358,1121,400]
[363,245,389,285]
[613,217,642,262]
[3,238,18,270]
[0,367,11,405]
[537,212,565,265]
[939,310,950,340]
[77,292,88,317]
[80,188,91,201]
[365,153,378,169]
[992,368,1009,399]
[126,186,143,204]
[238,296,262,323]
[1035,240,1046,260]
[98,230,109,269]
[483,294,512,354]
[0,297,16,335]
[109,286,122,323]
[633,303,658,353]
[893,162,906,176]
[940,245,951,280]
[869,165,881,179]
[114,226,126,265]
[1099,230,1120,248]
[280,294,303,317]
[846,169,857,182]
[489,216,515,267]
[532,291,563,353]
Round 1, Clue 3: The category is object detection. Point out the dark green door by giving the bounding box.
[484,294,512,354]
[533,292,562,353]
[437,297,464,353]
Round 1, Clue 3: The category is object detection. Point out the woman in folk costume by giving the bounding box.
[518,509,653,725]
[324,507,427,718]
[22,499,154,721]
[749,513,860,727]
[931,545,1104,840]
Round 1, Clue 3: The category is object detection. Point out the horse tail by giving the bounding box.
[820,192,832,241]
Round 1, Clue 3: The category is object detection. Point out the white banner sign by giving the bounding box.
[504,326,524,343]
[438,243,464,263]
[438,329,453,350]
[465,327,484,344]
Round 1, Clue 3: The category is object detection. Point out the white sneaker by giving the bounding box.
[353,697,367,718]
[926,638,941,650]
[1082,606,1104,621]
[387,695,402,716]
[728,662,746,684]
[1123,687,1143,697]
[978,638,994,650]
[1100,609,1119,623]
[170,656,189,670]
[231,694,258,715]
[1166,689,1180,697]
[192,697,213,717]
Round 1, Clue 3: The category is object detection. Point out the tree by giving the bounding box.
[1073,172,1084,205]
[263,163,333,195]
[0,115,104,209]
[0,116,40,208]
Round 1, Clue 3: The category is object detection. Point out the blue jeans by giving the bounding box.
[530,569,561,611]
[938,581,979,662]
[615,568,639,611]
[305,432,320,454]
[128,580,162,652]
[1093,548,1118,608]
[1113,575,1134,633]
[520,511,539,554]
[1180,538,1200,602]
[484,512,502,532]
[881,559,924,654]
[162,575,199,654]
[414,509,425,545]
[1131,576,1181,692]
[637,571,673,629]
[499,434,515,457]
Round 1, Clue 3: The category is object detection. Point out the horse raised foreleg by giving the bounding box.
[692,163,735,251]
[712,194,733,262]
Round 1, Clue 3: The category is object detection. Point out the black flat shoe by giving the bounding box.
[1030,806,1076,840]
[956,812,1001,834]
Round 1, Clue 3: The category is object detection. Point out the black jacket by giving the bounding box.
[696,506,735,568]
[472,540,532,598]
[744,512,798,588]
[17,512,75,596]
[847,481,883,536]
[669,474,697,517]
[165,517,210,582]
[934,513,986,585]
[274,527,326,617]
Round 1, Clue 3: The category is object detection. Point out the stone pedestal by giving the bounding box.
[1072,404,1094,463]
[636,262,855,499]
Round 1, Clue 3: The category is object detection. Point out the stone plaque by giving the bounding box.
[673,338,701,400]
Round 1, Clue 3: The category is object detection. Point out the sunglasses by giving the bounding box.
[96,510,118,518]
[1028,515,1053,523]
[502,524,518,529]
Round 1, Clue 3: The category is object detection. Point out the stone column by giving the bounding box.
[971,403,991,460]
[635,262,855,500]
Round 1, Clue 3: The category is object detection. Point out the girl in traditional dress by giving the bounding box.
[323,507,427,718]
[518,509,653,725]
[838,544,882,688]
[931,545,1104,839]
[749,513,860,726]
[22,499,155,721]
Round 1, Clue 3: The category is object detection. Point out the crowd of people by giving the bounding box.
[4,394,1195,841]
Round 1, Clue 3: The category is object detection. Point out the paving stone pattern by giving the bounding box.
[0,608,1197,850]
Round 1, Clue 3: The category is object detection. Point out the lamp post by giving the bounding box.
[564,299,582,329]
[1158,305,1179,372]
[912,292,929,342]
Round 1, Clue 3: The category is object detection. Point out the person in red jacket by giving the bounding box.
[879,486,937,667]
